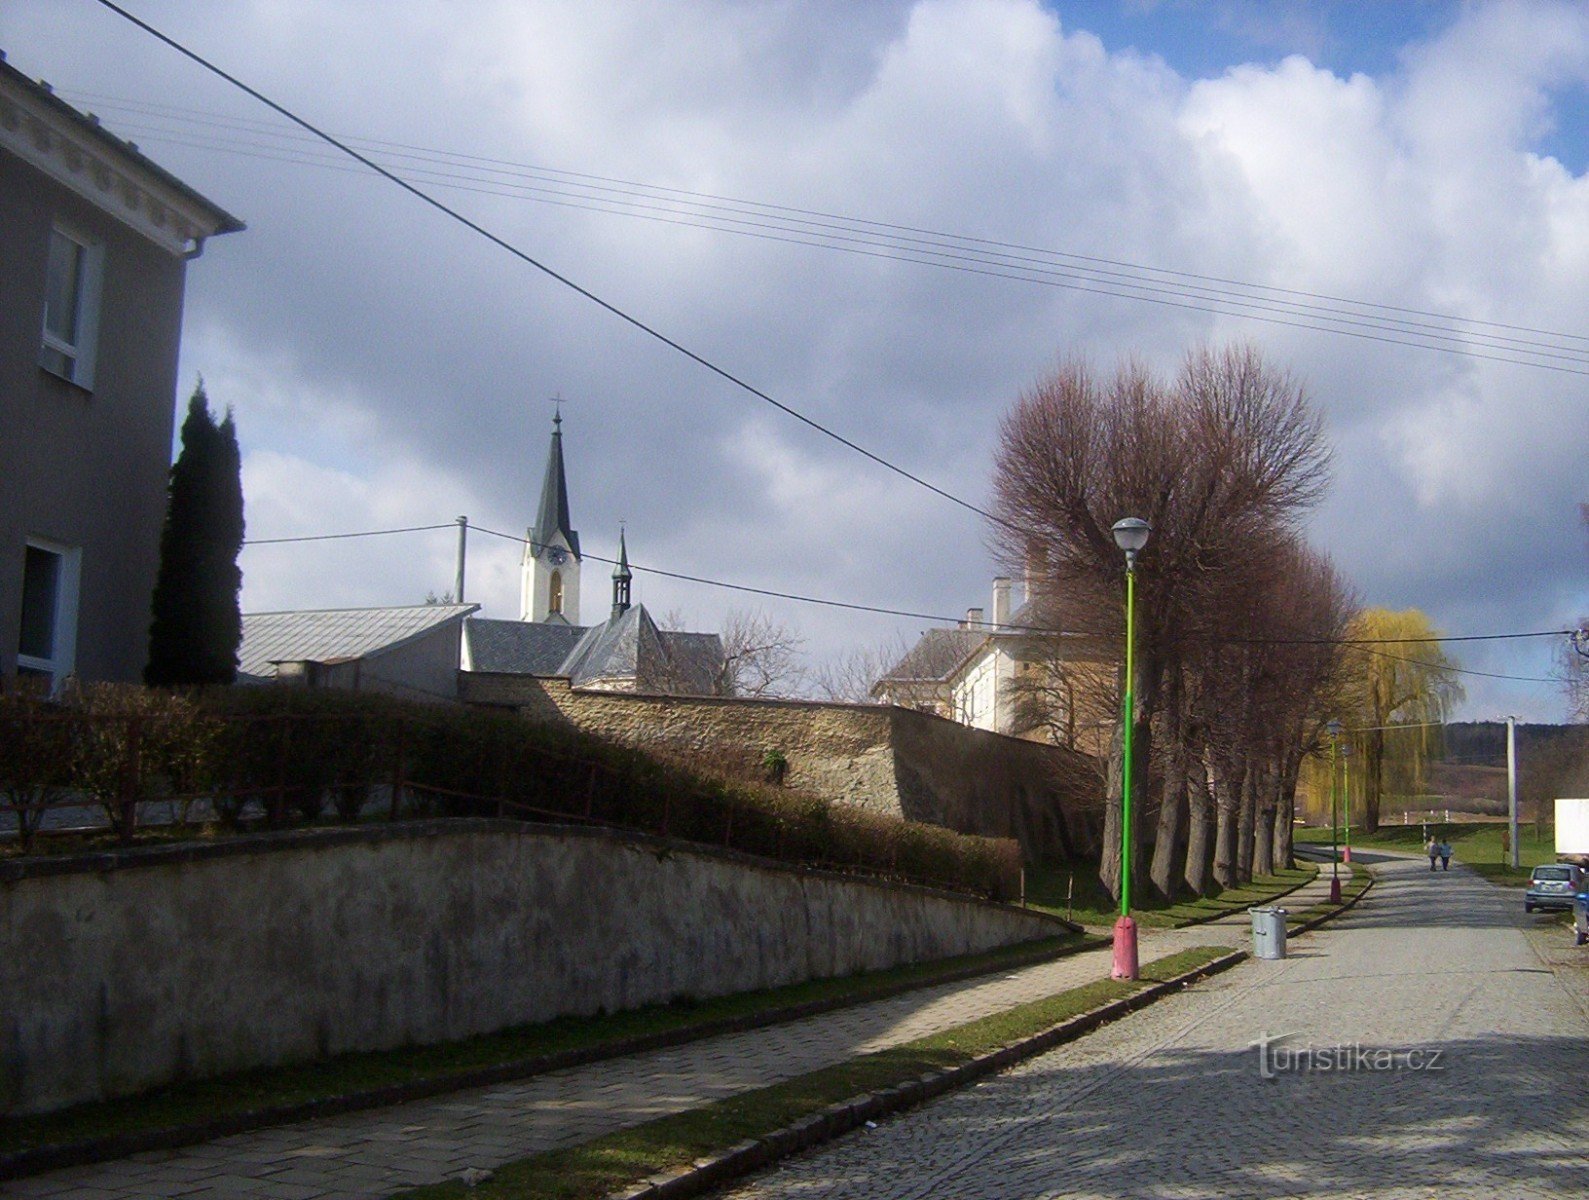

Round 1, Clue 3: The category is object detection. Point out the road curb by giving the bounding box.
[1288,867,1376,937]
[602,949,1249,1200]
[0,934,1104,1182]
[1160,865,1322,931]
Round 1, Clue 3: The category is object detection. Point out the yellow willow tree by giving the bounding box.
[1338,608,1464,832]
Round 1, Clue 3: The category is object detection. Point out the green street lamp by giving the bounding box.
[1111,516,1150,981]
[1327,718,1343,904]
[1341,741,1352,864]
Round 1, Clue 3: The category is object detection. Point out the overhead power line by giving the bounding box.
[242,523,454,546]
[58,85,1589,376]
[91,0,994,525]
[1343,642,1560,684]
[254,519,1572,666]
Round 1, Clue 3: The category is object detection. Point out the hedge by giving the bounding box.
[0,685,1022,900]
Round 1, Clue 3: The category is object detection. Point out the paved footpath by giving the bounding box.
[724,852,1589,1200]
[2,873,1334,1200]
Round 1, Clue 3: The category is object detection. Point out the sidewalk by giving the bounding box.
[4,871,1341,1200]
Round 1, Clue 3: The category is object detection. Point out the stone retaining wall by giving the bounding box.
[460,674,1101,861]
[0,820,1072,1116]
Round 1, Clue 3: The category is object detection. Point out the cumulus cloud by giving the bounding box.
[3,0,1585,717]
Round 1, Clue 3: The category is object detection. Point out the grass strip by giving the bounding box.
[1025,862,1317,928]
[1295,820,1550,886]
[1287,862,1372,926]
[0,931,1095,1163]
[399,945,1233,1200]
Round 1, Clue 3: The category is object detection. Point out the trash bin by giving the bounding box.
[1574,893,1589,947]
[1250,906,1288,960]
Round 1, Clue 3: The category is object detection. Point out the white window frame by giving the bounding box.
[16,538,81,691]
[39,223,104,391]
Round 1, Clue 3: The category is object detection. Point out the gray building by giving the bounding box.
[239,604,479,702]
[0,51,242,689]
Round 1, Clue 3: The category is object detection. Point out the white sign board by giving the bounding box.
[1555,799,1589,855]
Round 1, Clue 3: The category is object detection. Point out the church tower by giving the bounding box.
[521,412,581,624]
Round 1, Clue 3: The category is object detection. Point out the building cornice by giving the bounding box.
[0,57,243,257]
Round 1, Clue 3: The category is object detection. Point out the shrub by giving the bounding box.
[58,682,221,840]
[0,686,75,851]
[9,684,1022,899]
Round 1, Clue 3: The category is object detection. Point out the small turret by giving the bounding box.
[612,527,632,619]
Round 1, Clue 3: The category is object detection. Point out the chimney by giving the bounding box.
[965,606,985,629]
[992,577,1011,629]
[1024,538,1046,606]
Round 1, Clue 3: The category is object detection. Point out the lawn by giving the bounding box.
[1295,819,1552,887]
[1023,861,1317,927]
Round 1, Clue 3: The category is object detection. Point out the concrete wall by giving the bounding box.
[0,820,1073,1116]
[460,674,1101,861]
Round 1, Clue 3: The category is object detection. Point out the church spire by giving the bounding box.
[612,526,632,619]
[531,409,579,560]
[521,408,582,623]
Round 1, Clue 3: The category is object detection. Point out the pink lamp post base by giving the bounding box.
[1343,846,1352,863]
[1111,915,1140,980]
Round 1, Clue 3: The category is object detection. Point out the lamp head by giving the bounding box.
[1111,517,1151,568]
[1326,718,1343,739]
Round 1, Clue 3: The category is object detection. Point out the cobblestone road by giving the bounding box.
[723,851,1589,1200]
[0,873,1329,1200]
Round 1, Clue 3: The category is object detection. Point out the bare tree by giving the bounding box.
[993,344,1334,901]
[811,631,915,704]
[716,609,807,698]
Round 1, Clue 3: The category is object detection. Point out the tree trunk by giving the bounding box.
[1363,727,1384,832]
[1253,758,1279,877]
[1148,675,1187,901]
[1211,749,1243,890]
[1275,750,1301,869]
[1235,760,1258,883]
[1183,735,1214,896]
[1100,720,1123,901]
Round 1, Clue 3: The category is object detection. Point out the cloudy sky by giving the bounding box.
[6,0,1587,718]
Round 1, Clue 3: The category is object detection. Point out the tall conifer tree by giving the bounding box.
[145,383,245,686]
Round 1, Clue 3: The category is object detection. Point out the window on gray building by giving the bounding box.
[40,225,102,389]
[17,540,80,688]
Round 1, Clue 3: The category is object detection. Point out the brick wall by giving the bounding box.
[461,673,1101,860]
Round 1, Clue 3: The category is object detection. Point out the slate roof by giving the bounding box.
[661,631,729,695]
[875,628,986,686]
[239,604,478,678]
[462,606,725,695]
[464,618,586,675]
[531,413,579,558]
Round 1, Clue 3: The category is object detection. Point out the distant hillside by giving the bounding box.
[1425,762,1507,814]
[1442,721,1580,767]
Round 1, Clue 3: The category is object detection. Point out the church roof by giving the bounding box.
[560,604,668,686]
[463,607,725,695]
[531,413,579,558]
[464,617,585,675]
[240,604,478,677]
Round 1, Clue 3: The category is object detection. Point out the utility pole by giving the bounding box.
[454,515,468,603]
[1506,714,1519,869]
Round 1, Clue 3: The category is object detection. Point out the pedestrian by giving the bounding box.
[1426,837,1439,871]
[1439,840,1452,871]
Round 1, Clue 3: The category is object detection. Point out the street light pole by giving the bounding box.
[1341,741,1352,865]
[1506,715,1519,870]
[1327,718,1343,904]
[1111,517,1150,982]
